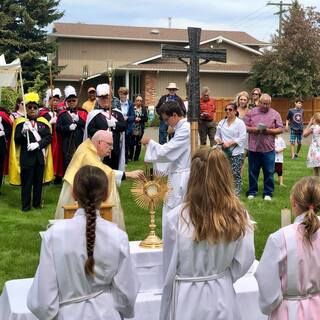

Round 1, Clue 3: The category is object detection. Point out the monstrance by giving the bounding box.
[131,167,168,248]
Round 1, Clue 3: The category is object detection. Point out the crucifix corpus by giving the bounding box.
[162,27,226,154]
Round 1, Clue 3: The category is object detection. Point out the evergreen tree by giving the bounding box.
[247,1,320,98]
[0,0,63,92]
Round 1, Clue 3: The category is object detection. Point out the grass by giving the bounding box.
[0,145,312,291]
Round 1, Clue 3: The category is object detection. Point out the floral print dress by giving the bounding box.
[307,124,320,168]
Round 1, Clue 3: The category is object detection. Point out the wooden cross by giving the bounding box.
[162,27,226,154]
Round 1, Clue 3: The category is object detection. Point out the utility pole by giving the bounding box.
[267,0,292,36]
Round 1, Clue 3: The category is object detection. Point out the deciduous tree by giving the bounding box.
[247,1,320,98]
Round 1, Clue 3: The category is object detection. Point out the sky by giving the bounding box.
[56,0,319,42]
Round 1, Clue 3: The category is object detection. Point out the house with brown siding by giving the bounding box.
[49,23,268,105]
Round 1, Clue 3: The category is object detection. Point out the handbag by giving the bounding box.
[223,145,236,159]
[132,124,142,136]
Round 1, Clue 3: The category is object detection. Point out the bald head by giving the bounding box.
[92,130,112,143]
[91,130,113,158]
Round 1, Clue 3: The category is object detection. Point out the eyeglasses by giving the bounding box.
[224,108,234,112]
[99,140,113,148]
[67,99,77,103]
[27,105,38,110]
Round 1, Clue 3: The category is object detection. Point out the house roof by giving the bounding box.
[117,63,251,74]
[51,22,267,46]
[55,63,252,82]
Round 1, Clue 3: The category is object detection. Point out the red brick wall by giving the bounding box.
[142,71,157,106]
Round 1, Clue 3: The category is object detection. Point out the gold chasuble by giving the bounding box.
[55,139,125,230]
[9,117,54,185]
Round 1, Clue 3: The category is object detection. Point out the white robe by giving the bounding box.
[144,118,191,275]
[27,208,139,320]
[160,205,255,320]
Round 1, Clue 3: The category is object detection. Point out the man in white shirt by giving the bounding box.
[141,100,191,274]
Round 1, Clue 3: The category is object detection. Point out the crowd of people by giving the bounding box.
[1,82,320,319]
[0,84,148,210]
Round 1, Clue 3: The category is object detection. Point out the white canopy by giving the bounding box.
[0,54,21,87]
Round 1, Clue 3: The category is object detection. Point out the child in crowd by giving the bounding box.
[274,134,286,186]
[27,165,139,319]
[303,113,320,176]
[286,98,304,159]
[255,176,320,319]
[160,147,254,320]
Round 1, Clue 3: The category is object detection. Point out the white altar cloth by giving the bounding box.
[0,241,267,320]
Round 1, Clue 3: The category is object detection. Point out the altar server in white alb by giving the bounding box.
[141,100,190,272]
[27,165,139,320]
[160,147,255,320]
[255,176,320,320]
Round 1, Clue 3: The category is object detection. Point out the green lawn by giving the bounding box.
[0,145,312,291]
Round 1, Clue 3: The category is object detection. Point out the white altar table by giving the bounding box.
[0,241,267,320]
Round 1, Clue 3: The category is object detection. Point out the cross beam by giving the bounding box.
[161,27,227,154]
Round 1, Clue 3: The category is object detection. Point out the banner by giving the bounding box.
[0,54,21,87]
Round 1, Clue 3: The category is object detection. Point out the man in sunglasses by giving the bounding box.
[56,86,88,173]
[9,92,53,211]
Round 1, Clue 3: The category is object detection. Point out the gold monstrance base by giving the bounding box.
[131,169,168,249]
[139,203,163,248]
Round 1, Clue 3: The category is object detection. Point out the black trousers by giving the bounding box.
[129,134,143,161]
[125,133,132,162]
[0,149,5,191]
[20,165,44,211]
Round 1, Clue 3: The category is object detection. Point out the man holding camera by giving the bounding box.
[198,87,216,147]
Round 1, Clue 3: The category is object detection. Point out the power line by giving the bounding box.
[267,1,292,36]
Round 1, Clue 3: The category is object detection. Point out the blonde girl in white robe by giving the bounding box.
[27,165,139,319]
[255,176,320,319]
[160,147,255,320]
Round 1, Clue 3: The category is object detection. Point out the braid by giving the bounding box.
[84,200,97,276]
[73,165,109,278]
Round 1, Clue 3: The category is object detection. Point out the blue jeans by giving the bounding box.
[159,120,168,145]
[248,150,275,197]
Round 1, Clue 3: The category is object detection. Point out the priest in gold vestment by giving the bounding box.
[54,130,143,230]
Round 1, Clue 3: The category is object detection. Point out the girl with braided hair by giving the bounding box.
[27,165,139,319]
[255,176,320,319]
[160,147,254,320]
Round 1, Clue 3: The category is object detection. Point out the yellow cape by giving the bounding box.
[8,117,54,185]
[64,138,114,190]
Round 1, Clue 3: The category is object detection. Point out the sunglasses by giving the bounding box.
[225,108,234,112]
[27,105,38,110]
[252,93,260,96]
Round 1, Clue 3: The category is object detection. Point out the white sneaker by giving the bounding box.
[247,195,255,200]
[264,195,272,201]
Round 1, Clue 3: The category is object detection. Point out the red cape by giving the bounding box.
[0,110,13,175]
[38,108,64,177]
